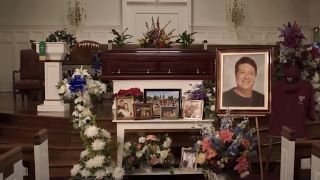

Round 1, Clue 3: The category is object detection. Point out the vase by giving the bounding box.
[140,163,152,173]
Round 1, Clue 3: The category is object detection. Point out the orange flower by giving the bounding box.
[205,148,217,160]
[219,130,234,143]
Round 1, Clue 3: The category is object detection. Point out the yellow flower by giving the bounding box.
[196,153,206,165]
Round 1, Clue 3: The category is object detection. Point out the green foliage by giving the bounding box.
[111,28,133,48]
[175,31,196,48]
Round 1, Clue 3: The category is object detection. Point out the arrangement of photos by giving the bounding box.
[144,89,181,117]
[133,103,154,120]
[160,106,179,120]
[182,100,204,120]
[115,96,134,120]
[180,147,197,171]
[115,89,207,121]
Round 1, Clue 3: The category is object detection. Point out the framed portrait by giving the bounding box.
[144,89,181,117]
[160,106,179,120]
[216,48,272,114]
[180,147,197,171]
[133,103,154,120]
[182,100,204,120]
[115,96,134,120]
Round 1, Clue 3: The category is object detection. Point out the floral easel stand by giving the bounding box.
[217,113,265,180]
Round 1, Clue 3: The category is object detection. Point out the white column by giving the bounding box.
[36,42,69,112]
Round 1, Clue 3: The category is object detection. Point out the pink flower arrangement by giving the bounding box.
[193,111,257,178]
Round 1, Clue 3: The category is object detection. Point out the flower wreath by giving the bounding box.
[57,67,125,180]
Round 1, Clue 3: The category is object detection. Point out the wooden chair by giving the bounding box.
[0,146,26,180]
[12,49,44,103]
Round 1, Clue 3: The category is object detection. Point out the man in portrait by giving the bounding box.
[222,56,264,107]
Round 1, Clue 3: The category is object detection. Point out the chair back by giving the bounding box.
[20,49,43,80]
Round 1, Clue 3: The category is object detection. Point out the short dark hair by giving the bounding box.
[235,57,257,75]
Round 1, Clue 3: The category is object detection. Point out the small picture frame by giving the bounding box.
[180,147,197,171]
[115,96,134,120]
[133,103,154,120]
[160,106,179,120]
[182,100,204,120]
[144,89,181,117]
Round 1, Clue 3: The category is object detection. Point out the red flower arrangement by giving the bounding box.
[113,87,144,102]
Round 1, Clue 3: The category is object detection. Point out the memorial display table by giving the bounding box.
[113,118,214,166]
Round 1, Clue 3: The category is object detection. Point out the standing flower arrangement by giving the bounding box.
[193,110,257,179]
[57,67,125,180]
[122,134,175,173]
[138,17,176,48]
[184,80,216,119]
[274,21,320,112]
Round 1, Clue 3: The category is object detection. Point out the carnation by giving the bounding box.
[92,139,106,151]
[70,164,81,176]
[112,166,125,180]
[105,166,114,176]
[84,125,99,138]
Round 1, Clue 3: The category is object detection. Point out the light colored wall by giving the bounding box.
[0,0,315,91]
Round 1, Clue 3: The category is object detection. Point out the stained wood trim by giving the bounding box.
[99,74,214,81]
[33,129,48,145]
[281,126,296,141]
[312,142,320,158]
[0,146,22,178]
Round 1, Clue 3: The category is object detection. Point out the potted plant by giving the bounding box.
[175,31,196,48]
[111,28,133,48]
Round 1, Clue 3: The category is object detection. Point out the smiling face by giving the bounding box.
[235,63,256,91]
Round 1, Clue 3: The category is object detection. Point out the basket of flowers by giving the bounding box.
[113,87,144,102]
[193,110,257,179]
[122,134,175,174]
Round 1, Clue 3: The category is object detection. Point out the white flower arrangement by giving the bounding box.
[57,66,124,180]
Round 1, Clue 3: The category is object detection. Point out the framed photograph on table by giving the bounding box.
[216,48,272,115]
[115,96,134,120]
[160,106,179,120]
[180,147,197,171]
[144,89,181,117]
[133,103,154,120]
[182,100,204,120]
